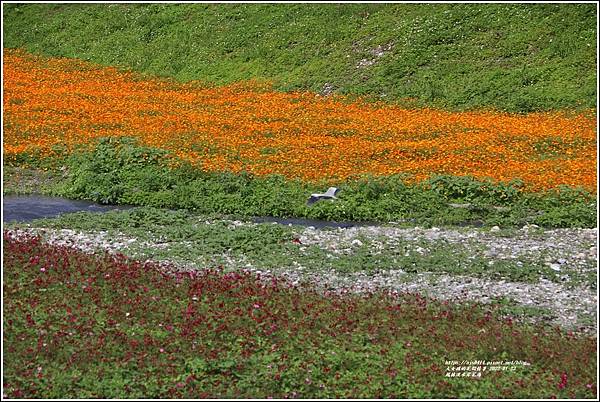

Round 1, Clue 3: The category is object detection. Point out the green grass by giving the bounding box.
[3,3,596,112]
[3,232,597,398]
[491,297,554,319]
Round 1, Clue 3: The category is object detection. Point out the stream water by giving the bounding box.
[2,195,135,223]
[2,195,370,229]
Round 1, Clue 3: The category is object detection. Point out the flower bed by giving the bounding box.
[3,49,596,191]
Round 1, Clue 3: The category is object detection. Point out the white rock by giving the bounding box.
[549,263,561,272]
[490,226,500,232]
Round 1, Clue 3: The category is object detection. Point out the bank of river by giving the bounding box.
[4,199,597,335]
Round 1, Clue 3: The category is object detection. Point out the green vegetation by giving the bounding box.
[3,3,596,112]
[4,233,596,398]
[13,137,588,229]
[2,166,66,196]
[490,297,555,324]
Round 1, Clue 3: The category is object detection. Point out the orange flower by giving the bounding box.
[3,49,597,191]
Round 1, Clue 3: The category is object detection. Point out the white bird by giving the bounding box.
[307,187,340,205]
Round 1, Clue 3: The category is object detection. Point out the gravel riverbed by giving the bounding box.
[5,222,598,335]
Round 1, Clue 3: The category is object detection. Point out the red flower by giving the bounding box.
[558,373,568,390]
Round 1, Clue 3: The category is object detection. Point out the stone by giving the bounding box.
[549,263,561,272]
[321,83,334,96]
[449,203,472,209]
[490,226,500,232]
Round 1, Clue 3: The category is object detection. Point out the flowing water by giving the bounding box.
[2,195,370,229]
[2,195,135,223]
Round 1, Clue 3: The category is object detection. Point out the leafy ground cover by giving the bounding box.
[4,49,596,191]
[6,208,596,333]
[49,137,597,229]
[3,232,597,398]
[3,145,596,230]
[3,3,596,112]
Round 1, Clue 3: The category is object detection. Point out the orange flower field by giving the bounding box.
[3,49,597,191]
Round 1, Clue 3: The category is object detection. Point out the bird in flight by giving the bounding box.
[307,187,340,205]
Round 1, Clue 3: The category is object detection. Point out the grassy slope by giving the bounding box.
[3,3,597,112]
